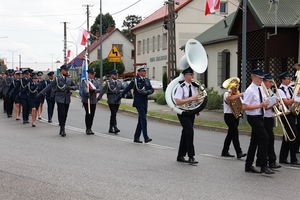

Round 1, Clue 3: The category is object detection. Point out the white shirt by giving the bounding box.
[174,81,197,100]
[243,82,266,115]
[278,84,292,110]
[223,91,243,114]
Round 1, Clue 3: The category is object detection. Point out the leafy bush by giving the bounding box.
[155,91,167,105]
[205,87,223,110]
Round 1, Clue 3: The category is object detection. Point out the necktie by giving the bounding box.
[189,85,192,97]
[287,86,293,99]
[258,87,264,115]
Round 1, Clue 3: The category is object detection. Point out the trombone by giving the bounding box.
[265,81,297,141]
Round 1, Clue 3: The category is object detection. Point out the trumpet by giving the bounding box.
[267,81,296,142]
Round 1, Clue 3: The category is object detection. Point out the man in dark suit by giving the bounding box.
[116,65,154,143]
[36,65,77,137]
[81,69,101,135]
[45,71,56,123]
[98,70,123,134]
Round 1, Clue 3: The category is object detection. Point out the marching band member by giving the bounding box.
[37,71,47,119]
[98,70,123,134]
[36,65,77,137]
[174,67,199,164]
[7,71,22,120]
[277,71,300,165]
[0,69,15,118]
[20,70,31,124]
[256,73,281,169]
[81,69,101,135]
[221,77,247,159]
[243,69,275,174]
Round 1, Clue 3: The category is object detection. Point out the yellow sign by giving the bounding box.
[108,45,122,62]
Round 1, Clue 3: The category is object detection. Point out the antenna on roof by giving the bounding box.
[267,0,279,39]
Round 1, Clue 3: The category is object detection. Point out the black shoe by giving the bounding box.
[90,130,94,135]
[32,124,36,127]
[113,126,120,133]
[7,115,12,118]
[26,121,29,123]
[269,162,281,169]
[279,160,290,164]
[245,166,260,173]
[145,138,152,143]
[48,120,52,123]
[188,157,198,164]
[86,129,92,135]
[23,121,27,124]
[177,156,187,163]
[221,152,234,157]
[109,127,116,133]
[261,166,275,174]
[237,152,247,159]
[133,139,143,143]
[38,117,42,120]
[60,126,66,137]
[291,161,300,165]
[255,162,261,167]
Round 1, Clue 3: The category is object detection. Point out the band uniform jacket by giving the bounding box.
[20,77,31,99]
[81,79,101,104]
[39,75,77,104]
[7,78,21,98]
[121,75,154,108]
[98,79,123,104]
[0,75,14,95]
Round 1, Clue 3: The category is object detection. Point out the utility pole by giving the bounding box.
[61,22,70,65]
[166,0,177,82]
[83,4,93,58]
[99,0,103,87]
[19,55,21,69]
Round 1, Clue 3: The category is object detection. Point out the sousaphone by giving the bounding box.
[165,39,208,115]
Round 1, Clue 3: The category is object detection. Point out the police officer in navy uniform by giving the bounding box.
[20,70,31,123]
[45,71,56,123]
[7,71,22,120]
[37,71,47,119]
[98,70,123,134]
[81,69,101,135]
[21,73,43,127]
[116,65,154,143]
[36,64,77,137]
[0,69,15,118]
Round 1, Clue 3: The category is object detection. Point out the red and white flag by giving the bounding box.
[77,29,90,46]
[205,0,220,15]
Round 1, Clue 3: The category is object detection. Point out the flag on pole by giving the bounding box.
[77,29,90,46]
[79,56,88,98]
[205,0,220,15]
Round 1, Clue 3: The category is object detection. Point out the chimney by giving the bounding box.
[107,26,115,33]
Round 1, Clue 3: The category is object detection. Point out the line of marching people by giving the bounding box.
[0,68,56,127]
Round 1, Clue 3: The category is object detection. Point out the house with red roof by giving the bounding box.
[69,28,134,76]
[130,0,240,81]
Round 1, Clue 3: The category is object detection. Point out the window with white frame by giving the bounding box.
[153,36,155,52]
[142,39,145,54]
[162,33,167,49]
[157,35,160,51]
[137,41,141,55]
[147,38,149,53]
[220,1,228,14]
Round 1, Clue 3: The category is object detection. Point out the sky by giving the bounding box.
[0,0,166,71]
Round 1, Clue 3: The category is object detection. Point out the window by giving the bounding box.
[162,33,167,49]
[220,1,228,14]
[137,41,141,55]
[152,67,155,79]
[131,49,134,59]
[153,36,155,52]
[217,51,230,87]
[142,39,145,54]
[157,35,160,51]
[147,38,149,53]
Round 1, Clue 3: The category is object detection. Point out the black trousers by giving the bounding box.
[177,114,195,158]
[21,98,29,121]
[245,115,269,167]
[295,115,300,152]
[57,102,69,127]
[46,98,55,121]
[83,102,96,129]
[108,104,119,126]
[279,114,298,163]
[5,95,14,116]
[222,113,242,155]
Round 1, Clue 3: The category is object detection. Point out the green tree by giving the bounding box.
[162,72,168,92]
[89,58,125,78]
[90,13,116,43]
[121,15,142,41]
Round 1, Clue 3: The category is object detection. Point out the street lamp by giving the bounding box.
[8,50,17,69]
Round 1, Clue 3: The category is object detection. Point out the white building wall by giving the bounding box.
[89,31,134,72]
[204,40,238,94]
[133,0,240,81]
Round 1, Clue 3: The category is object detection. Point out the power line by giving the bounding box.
[111,0,141,15]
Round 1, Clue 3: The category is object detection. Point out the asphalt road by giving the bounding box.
[0,97,299,200]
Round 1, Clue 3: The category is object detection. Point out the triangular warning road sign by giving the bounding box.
[108,45,122,58]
